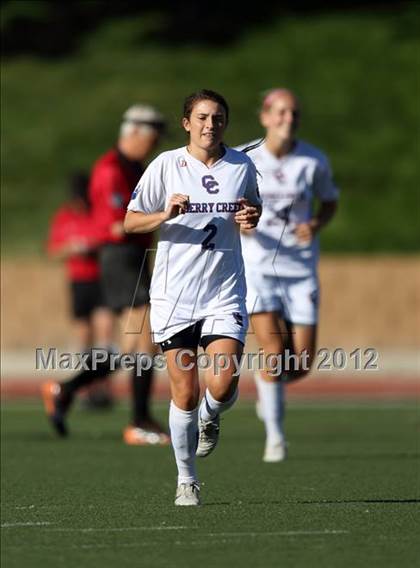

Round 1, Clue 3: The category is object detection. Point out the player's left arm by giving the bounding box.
[295,155,339,243]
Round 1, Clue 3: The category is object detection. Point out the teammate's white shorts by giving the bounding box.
[245,272,319,325]
[151,310,249,346]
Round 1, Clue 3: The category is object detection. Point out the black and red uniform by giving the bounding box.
[89,149,152,312]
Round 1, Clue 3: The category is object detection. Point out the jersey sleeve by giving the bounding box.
[89,164,123,240]
[127,154,166,214]
[243,160,262,206]
[313,157,339,201]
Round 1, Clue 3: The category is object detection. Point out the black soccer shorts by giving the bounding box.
[99,242,151,313]
[70,280,105,319]
[159,321,243,353]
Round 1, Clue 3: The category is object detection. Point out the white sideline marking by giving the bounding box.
[49,526,189,533]
[205,530,349,536]
[4,530,350,551]
[2,522,52,528]
[47,527,348,537]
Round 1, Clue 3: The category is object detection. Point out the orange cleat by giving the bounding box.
[123,425,170,446]
[41,381,68,437]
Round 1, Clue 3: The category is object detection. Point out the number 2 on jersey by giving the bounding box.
[202,223,218,250]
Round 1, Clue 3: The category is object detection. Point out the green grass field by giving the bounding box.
[1,401,419,567]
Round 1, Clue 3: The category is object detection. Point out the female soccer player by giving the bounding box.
[124,89,261,506]
[240,88,338,463]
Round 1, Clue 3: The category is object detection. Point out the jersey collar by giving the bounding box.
[262,139,300,163]
[183,145,228,170]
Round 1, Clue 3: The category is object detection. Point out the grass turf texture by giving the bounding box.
[2,5,420,254]
[1,401,419,567]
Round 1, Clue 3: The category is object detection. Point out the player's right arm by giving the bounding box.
[124,153,189,234]
[236,158,262,231]
[125,193,189,234]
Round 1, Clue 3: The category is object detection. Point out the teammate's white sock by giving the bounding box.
[199,387,239,422]
[169,401,199,485]
[255,372,285,446]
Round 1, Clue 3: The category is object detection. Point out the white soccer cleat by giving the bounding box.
[263,441,287,463]
[196,415,220,458]
[174,482,201,506]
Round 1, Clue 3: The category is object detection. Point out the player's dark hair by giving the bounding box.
[69,171,89,204]
[183,89,229,123]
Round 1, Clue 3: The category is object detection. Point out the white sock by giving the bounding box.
[199,387,239,422]
[169,401,199,485]
[255,372,285,446]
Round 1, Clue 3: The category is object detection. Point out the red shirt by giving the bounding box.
[47,206,100,282]
[89,149,153,247]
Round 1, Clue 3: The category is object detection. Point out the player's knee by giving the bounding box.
[172,383,200,411]
[208,376,238,402]
[261,340,284,356]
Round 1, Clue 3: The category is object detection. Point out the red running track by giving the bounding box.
[2,374,419,401]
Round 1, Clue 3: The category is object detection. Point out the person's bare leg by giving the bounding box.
[283,321,317,381]
[92,307,115,347]
[73,318,92,351]
[203,338,243,402]
[166,348,200,411]
[250,312,285,381]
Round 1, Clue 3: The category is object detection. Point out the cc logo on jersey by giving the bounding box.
[274,168,286,183]
[202,175,219,194]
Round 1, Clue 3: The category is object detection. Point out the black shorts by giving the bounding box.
[70,280,104,319]
[159,321,234,353]
[99,242,150,313]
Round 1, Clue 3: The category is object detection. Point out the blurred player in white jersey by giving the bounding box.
[239,88,339,463]
[125,89,261,506]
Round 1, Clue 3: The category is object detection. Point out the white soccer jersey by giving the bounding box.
[127,145,260,342]
[239,139,339,278]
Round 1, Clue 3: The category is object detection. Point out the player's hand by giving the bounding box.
[294,220,318,244]
[110,221,125,238]
[235,198,261,229]
[164,194,190,220]
[68,239,89,254]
